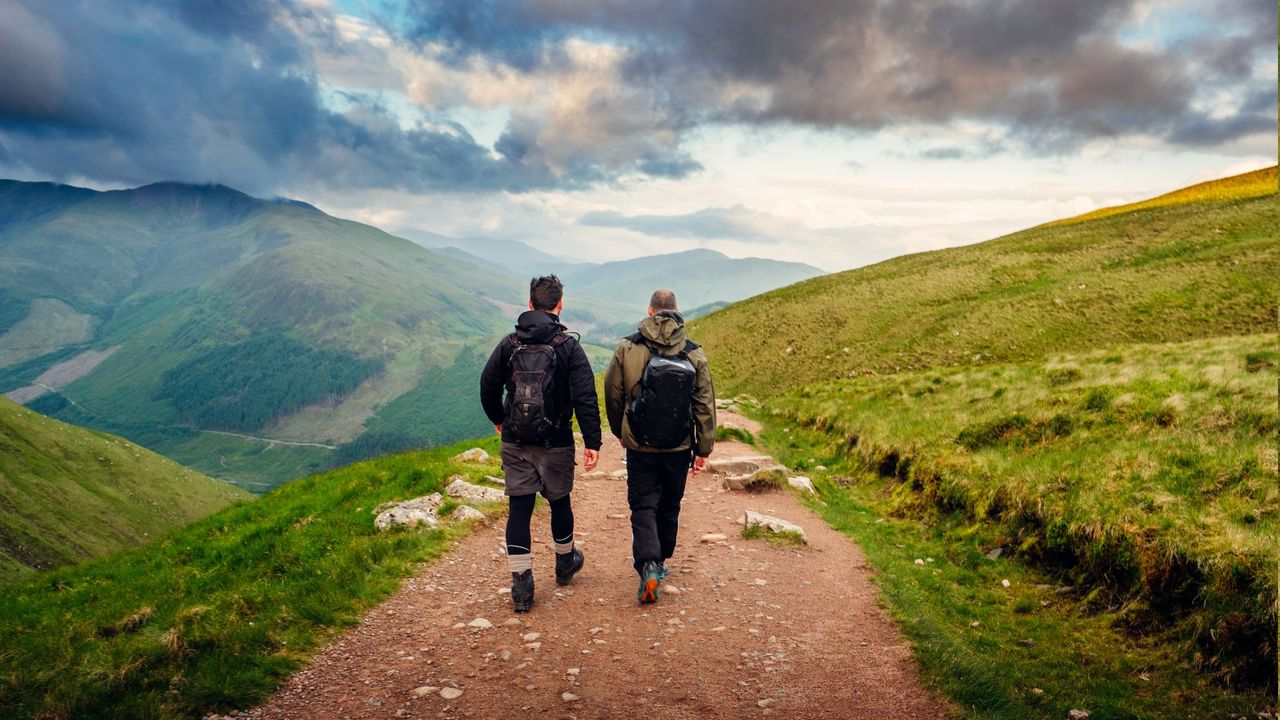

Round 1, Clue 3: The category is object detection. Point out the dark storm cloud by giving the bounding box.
[0,0,689,193]
[403,0,1276,151]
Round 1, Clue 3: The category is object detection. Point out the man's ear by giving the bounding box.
[647,306,655,317]
[554,299,564,315]
[528,300,535,310]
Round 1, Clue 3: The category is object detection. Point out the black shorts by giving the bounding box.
[499,443,576,501]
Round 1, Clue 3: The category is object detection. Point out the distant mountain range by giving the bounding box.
[402,233,825,333]
[0,180,823,489]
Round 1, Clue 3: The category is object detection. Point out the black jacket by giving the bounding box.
[480,310,602,450]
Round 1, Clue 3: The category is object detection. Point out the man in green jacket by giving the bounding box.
[604,288,716,603]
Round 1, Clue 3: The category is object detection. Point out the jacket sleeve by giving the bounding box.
[603,343,627,439]
[691,350,717,457]
[566,341,602,450]
[479,339,508,426]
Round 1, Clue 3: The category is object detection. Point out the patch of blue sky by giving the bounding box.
[1116,3,1216,50]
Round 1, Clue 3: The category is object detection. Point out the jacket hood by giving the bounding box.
[515,310,566,343]
[637,310,687,350]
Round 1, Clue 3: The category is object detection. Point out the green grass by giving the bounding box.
[715,425,756,444]
[690,166,1278,396]
[1046,166,1276,227]
[754,419,1272,720]
[0,435,503,719]
[765,334,1277,686]
[0,398,249,584]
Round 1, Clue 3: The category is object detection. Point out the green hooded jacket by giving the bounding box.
[604,311,716,456]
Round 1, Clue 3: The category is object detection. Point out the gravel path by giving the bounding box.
[244,413,950,719]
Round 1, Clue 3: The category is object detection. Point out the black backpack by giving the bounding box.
[503,334,569,444]
[626,333,699,449]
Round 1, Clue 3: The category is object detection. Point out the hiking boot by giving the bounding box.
[637,560,663,604]
[511,570,534,613]
[657,562,670,581]
[555,548,584,585]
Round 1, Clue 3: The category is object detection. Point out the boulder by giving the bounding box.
[374,493,445,531]
[787,476,816,494]
[445,477,506,503]
[723,468,787,492]
[706,455,782,476]
[579,470,609,481]
[452,447,491,463]
[450,505,486,522]
[743,510,808,543]
[608,469,629,480]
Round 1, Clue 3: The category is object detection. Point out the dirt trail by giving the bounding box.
[245,412,950,719]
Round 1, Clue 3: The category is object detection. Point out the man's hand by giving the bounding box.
[494,424,503,435]
[691,455,708,476]
[583,448,599,472]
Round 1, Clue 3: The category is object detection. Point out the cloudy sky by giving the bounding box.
[0,0,1274,271]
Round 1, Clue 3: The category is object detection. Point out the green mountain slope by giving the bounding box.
[0,181,518,489]
[692,167,1279,696]
[691,166,1278,395]
[0,397,249,584]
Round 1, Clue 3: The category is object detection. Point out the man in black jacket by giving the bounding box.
[480,275,601,612]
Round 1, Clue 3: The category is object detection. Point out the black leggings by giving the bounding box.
[505,493,574,556]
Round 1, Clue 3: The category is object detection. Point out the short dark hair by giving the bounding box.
[649,288,677,311]
[530,275,564,311]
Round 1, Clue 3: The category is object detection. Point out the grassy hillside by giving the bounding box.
[692,168,1279,706]
[0,398,249,584]
[0,436,503,719]
[691,167,1278,396]
[1046,165,1277,227]
[768,335,1276,683]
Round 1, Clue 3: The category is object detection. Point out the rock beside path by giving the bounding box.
[723,468,787,492]
[451,505,486,522]
[788,476,817,494]
[453,448,491,463]
[707,455,784,476]
[744,510,808,543]
[446,477,506,503]
[374,493,443,530]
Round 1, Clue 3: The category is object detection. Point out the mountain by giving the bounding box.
[563,249,824,313]
[690,166,1278,395]
[0,180,520,490]
[0,396,249,584]
[397,231,595,277]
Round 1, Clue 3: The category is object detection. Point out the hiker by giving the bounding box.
[480,275,601,613]
[604,289,716,604]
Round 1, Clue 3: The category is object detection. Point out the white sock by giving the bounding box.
[553,534,575,555]
[508,551,533,574]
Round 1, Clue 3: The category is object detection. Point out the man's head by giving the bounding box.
[647,288,678,316]
[529,275,565,314]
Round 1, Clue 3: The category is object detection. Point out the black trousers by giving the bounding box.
[626,448,692,573]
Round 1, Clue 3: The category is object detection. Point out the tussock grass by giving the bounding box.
[768,335,1277,686]
[764,419,1270,719]
[715,425,756,444]
[0,437,502,719]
